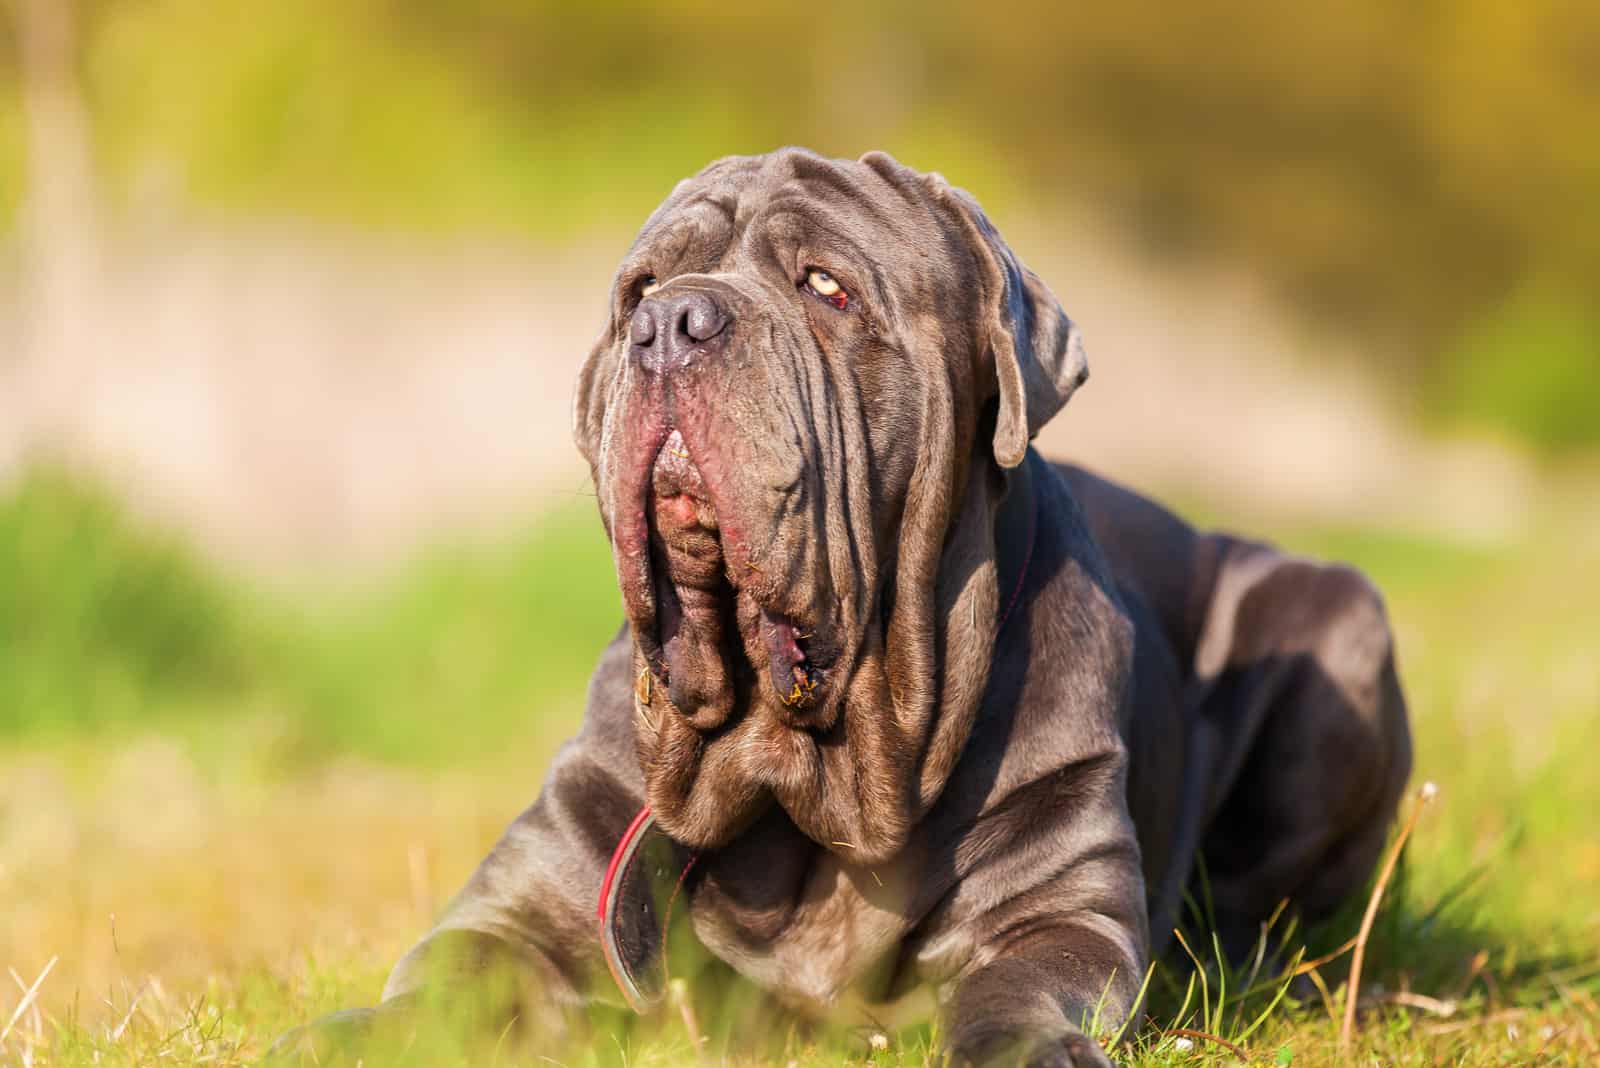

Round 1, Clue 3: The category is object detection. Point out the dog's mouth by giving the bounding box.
[632,429,836,729]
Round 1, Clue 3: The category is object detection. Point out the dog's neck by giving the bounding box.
[632,448,1041,865]
[992,450,1039,638]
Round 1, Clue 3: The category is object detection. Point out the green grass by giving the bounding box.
[0,467,251,736]
[0,465,618,763]
[2,467,1598,1065]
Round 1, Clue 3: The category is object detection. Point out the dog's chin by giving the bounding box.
[624,430,839,730]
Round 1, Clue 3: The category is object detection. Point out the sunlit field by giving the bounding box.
[7,1,1600,1064]
[3,466,1597,1067]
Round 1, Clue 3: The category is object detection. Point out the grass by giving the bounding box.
[0,465,619,762]
[2,466,1598,1065]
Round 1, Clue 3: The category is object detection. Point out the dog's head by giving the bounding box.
[573,149,1087,861]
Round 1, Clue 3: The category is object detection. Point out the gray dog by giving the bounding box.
[273,149,1411,1067]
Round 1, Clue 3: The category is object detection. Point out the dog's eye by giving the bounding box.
[639,275,661,297]
[806,269,841,297]
[803,268,848,310]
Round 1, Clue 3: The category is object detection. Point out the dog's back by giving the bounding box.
[1060,462,1412,958]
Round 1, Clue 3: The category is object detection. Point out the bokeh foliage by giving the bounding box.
[0,467,247,734]
[2,0,1597,445]
[0,467,619,761]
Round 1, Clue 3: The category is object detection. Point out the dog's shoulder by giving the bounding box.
[1049,461,1233,669]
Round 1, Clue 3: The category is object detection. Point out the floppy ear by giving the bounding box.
[929,180,1090,468]
[572,332,612,472]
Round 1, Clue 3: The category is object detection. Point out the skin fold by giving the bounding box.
[270,149,1412,1068]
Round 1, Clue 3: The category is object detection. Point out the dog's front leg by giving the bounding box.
[266,704,647,1063]
[939,771,1149,1068]
[946,904,1146,1068]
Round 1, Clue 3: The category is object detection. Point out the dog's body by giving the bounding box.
[274,150,1410,1067]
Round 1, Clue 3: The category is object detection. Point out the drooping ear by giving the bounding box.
[571,331,611,472]
[928,178,1089,468]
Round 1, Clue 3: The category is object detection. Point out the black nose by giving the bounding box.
[629,289,731,372]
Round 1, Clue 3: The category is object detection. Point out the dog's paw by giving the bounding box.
[950,1026,1115,1068]
[1018,1031,1115,1068]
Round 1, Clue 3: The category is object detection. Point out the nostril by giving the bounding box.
[629,305,657,347]
[680,298,728,343]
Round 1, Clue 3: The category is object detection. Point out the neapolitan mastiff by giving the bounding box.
[273,149,1411,1066]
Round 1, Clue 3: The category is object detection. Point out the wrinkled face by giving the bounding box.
[573,149,1085,856]
[574,151,982,738]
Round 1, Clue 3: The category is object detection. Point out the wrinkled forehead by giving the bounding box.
[627,150,954,285]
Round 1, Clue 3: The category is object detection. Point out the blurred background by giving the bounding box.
[1,0,1597,1059]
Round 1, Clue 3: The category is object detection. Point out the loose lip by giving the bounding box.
[623,426,834,714]
[760,608,819,708]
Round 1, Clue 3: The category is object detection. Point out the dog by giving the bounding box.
[271,149,1411,1067]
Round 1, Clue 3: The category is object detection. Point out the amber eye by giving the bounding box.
[806,268,841,296]
[803,268,848,309]
[640,275,661,297]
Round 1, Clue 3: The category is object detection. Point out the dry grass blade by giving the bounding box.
[1290,934,1361,978]
[1160,1026,1247,1059]
[1369,990,1457,1017]
[1303,965,1338,1024]
[1341,781,1438,1047]
[1423,1007,1529,1037]
[669,977,709,1067]
[1451,948,1491,999]
[111,987,146,1042]
[1233,932,1361,1006]
[1171,927,1211,1032]
[0,956,58,1047]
